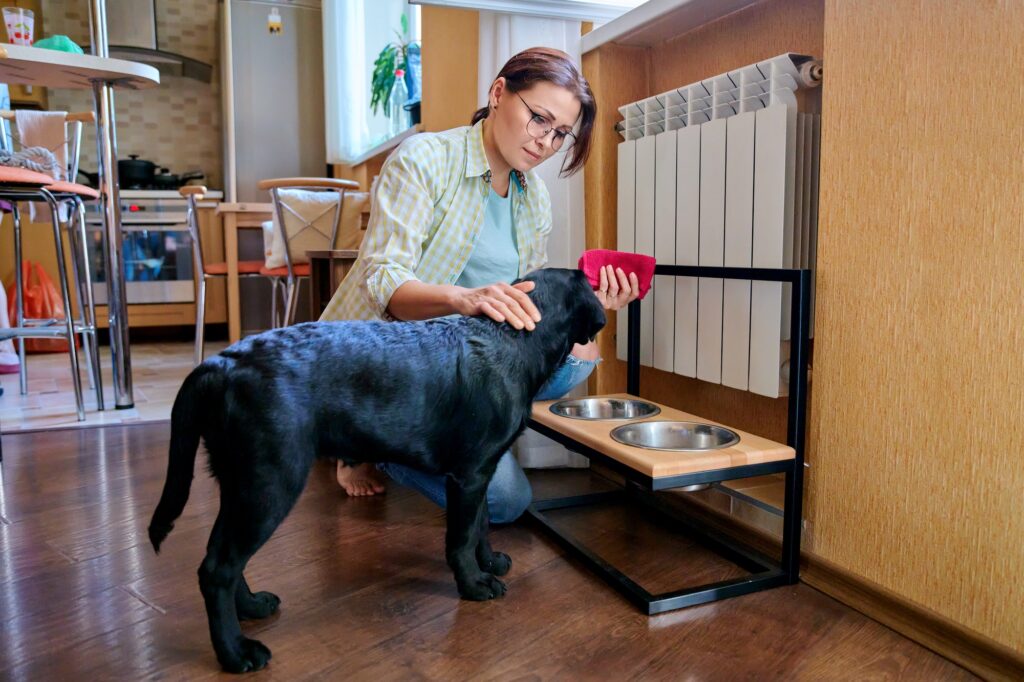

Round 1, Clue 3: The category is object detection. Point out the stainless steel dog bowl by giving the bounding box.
[549,397,661,421]
[609,421,740,451]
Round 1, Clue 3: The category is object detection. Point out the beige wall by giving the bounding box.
[811,0,1024,653]
[585,0,1024,658]
[43,0,223,188]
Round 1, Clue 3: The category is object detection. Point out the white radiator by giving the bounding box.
[615,53,821,398]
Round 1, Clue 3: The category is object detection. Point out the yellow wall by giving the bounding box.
[585,0,1024,658]
[810,0,1024,653]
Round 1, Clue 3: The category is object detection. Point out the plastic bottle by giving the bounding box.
[388,68,410,138]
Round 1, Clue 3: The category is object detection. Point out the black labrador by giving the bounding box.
[148,267,606,673]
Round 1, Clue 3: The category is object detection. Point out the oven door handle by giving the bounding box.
[86,223,189,232]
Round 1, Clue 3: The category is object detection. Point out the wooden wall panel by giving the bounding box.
[814,0,1024,653]
[421,6,479,133]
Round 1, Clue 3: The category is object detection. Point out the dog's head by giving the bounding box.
[519,268,606,347]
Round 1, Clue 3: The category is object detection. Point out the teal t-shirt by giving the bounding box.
[454,181,520,288]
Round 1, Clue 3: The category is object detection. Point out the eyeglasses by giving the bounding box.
[515,92,577,153]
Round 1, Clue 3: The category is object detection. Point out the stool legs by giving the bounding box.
[284,278,301,327]
[67,197,103,409]
[194,275,207,366]
[43,191,85,421]
[269,278,283,328]
[12,205,27,396]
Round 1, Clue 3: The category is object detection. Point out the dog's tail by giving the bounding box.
[148,362,220,553]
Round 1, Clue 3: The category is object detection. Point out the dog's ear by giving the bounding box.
[571,269,606,345]
[517,269,555,317]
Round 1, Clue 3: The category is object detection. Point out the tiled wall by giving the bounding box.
[43,0,223,188]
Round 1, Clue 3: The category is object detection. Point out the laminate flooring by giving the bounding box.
[0,423,975,680]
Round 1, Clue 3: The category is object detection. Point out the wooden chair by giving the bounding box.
[256,177,360,327]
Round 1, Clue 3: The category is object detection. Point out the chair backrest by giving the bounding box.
[257,177,360,275]
[0,110,94,183]
[180,185,207,277]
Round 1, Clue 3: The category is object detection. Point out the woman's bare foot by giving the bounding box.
[336,462,386,496]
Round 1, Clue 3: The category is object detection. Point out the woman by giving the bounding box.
[321,47,639,523]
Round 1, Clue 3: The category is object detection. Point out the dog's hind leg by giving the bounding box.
[445,476,507,601]
[236,575,281,621]
[198,459,309,673]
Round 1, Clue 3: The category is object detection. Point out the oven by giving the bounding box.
[84,191,196,304]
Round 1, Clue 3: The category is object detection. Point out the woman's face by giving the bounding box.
[489,78,582,172]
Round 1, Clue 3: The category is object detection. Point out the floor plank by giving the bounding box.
[0,423,975,680]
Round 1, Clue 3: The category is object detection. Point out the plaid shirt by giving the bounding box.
[320,120,552,322]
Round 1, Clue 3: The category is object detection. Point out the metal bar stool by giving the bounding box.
[0,110,104,413]
[0,168,87,420]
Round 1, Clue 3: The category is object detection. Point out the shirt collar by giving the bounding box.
[466,119,528,194]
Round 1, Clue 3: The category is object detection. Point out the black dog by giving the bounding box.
[148,268,606,673]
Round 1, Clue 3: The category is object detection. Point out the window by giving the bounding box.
[324,0,421,164]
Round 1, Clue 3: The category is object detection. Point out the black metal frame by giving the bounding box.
[526,264,812,614]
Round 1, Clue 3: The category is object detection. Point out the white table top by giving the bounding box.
[0,42,159,90]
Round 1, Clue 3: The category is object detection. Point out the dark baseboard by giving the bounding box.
[800,553,1024,682]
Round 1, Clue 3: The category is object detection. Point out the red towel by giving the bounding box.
[577,249,656,300]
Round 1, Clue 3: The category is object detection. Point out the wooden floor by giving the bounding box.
[0,424,974,680]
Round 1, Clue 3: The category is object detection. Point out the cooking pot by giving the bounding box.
[77,166,205,190]
[118,154,158,188]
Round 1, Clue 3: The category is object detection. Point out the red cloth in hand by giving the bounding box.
[577,249,656,300]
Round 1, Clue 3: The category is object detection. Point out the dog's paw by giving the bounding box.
[481,551,512,577]
[218,637,272,674]
[237,590,281,620]
[457,572,508,601]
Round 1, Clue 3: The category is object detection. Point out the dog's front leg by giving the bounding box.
[445,476,508,600]
[475,514,511,577]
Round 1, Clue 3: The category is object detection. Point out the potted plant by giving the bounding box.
[370,12,421,118]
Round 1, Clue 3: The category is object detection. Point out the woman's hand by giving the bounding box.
[450,281,542,331]
[594,265,640,311]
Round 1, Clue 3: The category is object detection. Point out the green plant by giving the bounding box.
[370,12,420,117]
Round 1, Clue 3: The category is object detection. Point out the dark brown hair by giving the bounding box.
[472,47,595,177]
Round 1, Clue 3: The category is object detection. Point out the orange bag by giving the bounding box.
[5,260,74,353]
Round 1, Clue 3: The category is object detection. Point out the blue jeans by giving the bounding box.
[378,354,598,524]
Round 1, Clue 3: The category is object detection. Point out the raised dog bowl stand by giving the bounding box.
[526,264,811,615]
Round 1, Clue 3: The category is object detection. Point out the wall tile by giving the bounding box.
[42,0,222,188]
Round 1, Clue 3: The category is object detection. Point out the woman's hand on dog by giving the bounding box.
[451,281,542,331]
[594,265,640,311]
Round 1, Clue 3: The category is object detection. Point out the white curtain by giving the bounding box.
[323,1,418,164]
[478,12,589,468]
[323,0,369,164]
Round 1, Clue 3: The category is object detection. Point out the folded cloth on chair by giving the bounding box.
[577,249,656,300]
[15,111,67,180]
